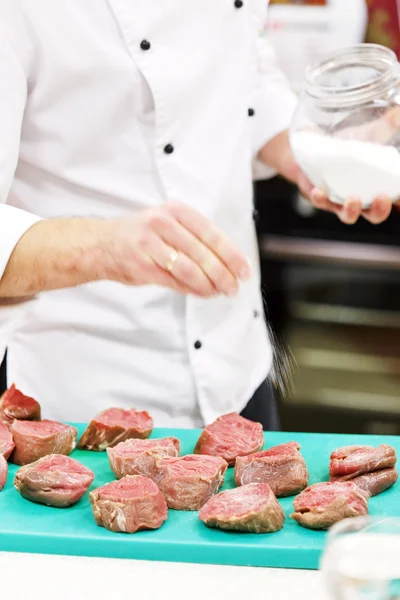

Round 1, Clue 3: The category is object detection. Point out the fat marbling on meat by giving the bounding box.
[0,454,8,491]
[14,454,94,507]
[331,467,398,497]
[78,407,153,451]
[107,436,180,480]
[0,383,41,424]
[291,481,369,530]
[90,475,168,533]
[10,420,77,465]
[0,420,14,459]
[155,454,228,510]
[199,482,284,533]
[234,441,308,497]
[194,412,264,465]
[329,444,397,479]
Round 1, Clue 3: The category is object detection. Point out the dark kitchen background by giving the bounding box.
[1,0,399,434]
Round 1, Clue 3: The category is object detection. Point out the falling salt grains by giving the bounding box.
[261,287,297,400]
[267,321,297,400]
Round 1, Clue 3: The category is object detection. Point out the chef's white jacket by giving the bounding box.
[0,0,297,426]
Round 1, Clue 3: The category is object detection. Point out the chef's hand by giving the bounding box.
[0,202,251,299]
[296,170,394,225]
[106,201,252,297]
[259,130,398,225]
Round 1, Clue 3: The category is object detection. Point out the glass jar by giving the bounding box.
[290,44,400,208]
[320,516,400,600]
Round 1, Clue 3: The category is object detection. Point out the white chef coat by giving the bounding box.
[0,0,297,426]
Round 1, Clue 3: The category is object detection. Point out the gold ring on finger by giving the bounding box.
[166,249,179,272]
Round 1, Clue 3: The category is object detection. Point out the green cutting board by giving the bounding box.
[0,427,399,569]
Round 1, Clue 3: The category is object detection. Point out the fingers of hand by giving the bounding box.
[157,218,240,297]
[164,201,251,282]
[361,196,392,224]
[144,231,217,297]
[152,266,199,296]
[306,183,393,225]
[297,172,314,198]
[126,250,199,296]
[309,188,352,220]
[310,188,337,211]
[383,106,400,128]
[310,189,363,224]
[337,198,363,225]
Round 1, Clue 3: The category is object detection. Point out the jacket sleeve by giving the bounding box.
[251,30,299,180]
[0,34,42,281]
[0,33,42,343]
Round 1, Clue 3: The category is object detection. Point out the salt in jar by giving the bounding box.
[290,44,400,208]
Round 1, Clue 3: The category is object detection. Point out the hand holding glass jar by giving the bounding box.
[290,44,400,224]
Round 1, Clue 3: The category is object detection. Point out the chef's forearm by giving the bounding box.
[258,129,300,185]
[0,218,111,297]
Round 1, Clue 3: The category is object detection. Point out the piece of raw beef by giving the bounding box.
[194,412,264,465]
[155,454,228,510]
[329,444,397,479]
[234,441,309,497]
[291,481,369,530]
[0,454,8,491]
[10,420,77,465]
[199,482,284,533]
[107,437,180,479]
[14,454,94,507]
[0,420,14,459]
[331,467,398,497]
[78,407,153,451]
[90,475,168,533]
[0,383,41,424]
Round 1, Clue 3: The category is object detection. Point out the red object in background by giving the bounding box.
[366,1,400,210]
[366,0,400,58]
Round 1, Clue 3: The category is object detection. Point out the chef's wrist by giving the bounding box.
[80,218,121,283]
[0,217,111,297]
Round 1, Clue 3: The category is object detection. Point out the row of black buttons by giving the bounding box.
[139,0,244,53]
[142,0,254,355]
[161,111,254,155]
[162,110,254,155]
[140,36,255,152]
